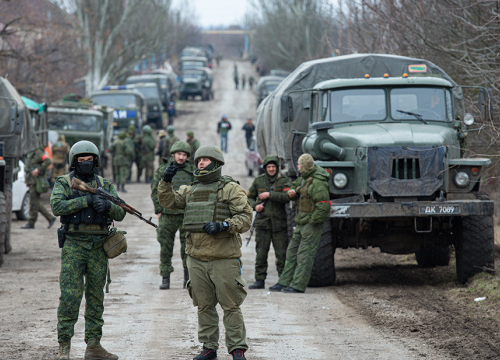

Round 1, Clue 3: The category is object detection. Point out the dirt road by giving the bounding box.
[1,60,499,360]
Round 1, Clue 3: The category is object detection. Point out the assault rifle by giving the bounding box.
[70,177,158,228]
[246,200,266,246]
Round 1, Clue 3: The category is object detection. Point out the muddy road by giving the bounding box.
[1,60,499,360]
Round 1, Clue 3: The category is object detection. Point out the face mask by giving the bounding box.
[76,160,94,175]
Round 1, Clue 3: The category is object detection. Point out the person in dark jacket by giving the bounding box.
[216,115,232,153]
[241,118,255,149]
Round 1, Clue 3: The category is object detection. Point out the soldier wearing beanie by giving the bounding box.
[269,153,330,293]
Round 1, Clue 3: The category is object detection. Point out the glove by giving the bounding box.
[93,197,112,214]
[203,221,229,235]
[162,163,178,183]
[86,194,94,207]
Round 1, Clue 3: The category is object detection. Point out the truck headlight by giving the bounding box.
[454,171,470,187]
[153,106,158,111]
[333,173,348,189]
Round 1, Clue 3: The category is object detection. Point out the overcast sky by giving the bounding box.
[175,0,251,28]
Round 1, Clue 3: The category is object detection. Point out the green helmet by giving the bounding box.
[128,124,136,132]
[143,125,153,134]
[187,130,194,138]
[194,145,225,165]
[170,140,191,156]
[167,125,175,133]
[118,131,127,139]
[69,140,100,168]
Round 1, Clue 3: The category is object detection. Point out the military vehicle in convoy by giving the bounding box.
[0,77,40,265]
[256,54,494,285]
[151,65,180,103]
[255,75,285,106]
[180,56,209,72]
[180,67,213,101]
[126,82,163,128]
[126,74,170,111]
[47,101,114,173]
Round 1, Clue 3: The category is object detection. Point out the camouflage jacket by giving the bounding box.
[50,174,126,248]
[161,135,180,161]
[247,173,291,231]
[186,138,200,162]
[25,147,51,186]
[141,133,156,162]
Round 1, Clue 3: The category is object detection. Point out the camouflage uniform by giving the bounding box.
[51,135,70,182]
[247,155,291,284]
[160,125,179,164]
[274,154,330,293]
[186,131,200,163]
[24,147,56,228]
[158,145,251,356]
[125,131,136,182]
[140,126,156,182]
[111,131,134,191]
[151,141,195,287]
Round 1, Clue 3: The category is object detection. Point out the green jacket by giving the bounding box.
[140,133,156,163]
[25,147,51,186]
[161,134,180,161]
[111,138,134,166]
[291,165,330,226]
[247,171,291,231]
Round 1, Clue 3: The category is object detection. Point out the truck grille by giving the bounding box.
[391,158,420,179]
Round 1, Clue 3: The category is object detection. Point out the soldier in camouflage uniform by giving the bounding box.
[186,130,200,163]
[50,141,126,360]
[246,155,291,289]
[111,131,134,192]
[158,145,251,360]
[269,153,330,293]
[140,125,156,183]
[151,141,194,289]
[125,128,136,183]
[160,125,179,164]
[127,125,142,182]
[21,146,56,229]
[52,134,70,182]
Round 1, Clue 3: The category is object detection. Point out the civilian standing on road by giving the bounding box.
[167,101,176,126]
[270,153,330,293]
[246,155,291,289]
[241,118,255,148]
[151,141,195,290]
[158,145,252,360]
[50,141,126,360]
[216,115,232,153]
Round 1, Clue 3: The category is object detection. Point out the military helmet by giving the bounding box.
[194,145,225,165]
[158,129,167,138]
[170,140,191,156]
[186,130,194,138]
[118,131,127,139]
[143,124,153,134]
[69,140,100,168]
[167,125,175,133]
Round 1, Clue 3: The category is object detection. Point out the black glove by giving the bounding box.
[202,221,229,235]
[93,197,111,214]
[86,194,94,207]
[162,163,178,183]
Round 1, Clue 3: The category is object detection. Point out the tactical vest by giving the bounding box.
[52,143,67,164]
[297,177,315,213]
[182,177,233,232]
[60,172,111,234]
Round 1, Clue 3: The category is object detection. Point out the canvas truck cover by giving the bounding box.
[0,77,38,157]
[255,54,462,164]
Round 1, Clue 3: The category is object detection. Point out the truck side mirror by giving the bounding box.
[478,88,493,121]
[283,95,294,122]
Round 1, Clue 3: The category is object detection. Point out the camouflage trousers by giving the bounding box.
[187,256,248,353]
[254,228,288,281]
[157,213,187,277]
[57,240,108,343]
[28,184,55,226]
[115,164,128,186]
[278,222,323,292]
[140,158,154,180]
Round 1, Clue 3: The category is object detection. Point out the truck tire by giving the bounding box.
[0,191,6,266]
[4,184,12,254]
[455,194,494,283]
[415,242,451,268]
[308,221,336,287]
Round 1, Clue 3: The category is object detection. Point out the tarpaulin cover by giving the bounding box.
[256,54,462,165]
[367,146,445,197]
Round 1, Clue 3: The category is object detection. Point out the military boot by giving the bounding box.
[159,275,170,290]
[84,338,118,360]
[231,349,246,360]
[249,280,265,289]
[183,268,189,289]
[57,341,71,360]
[193,346,218,360]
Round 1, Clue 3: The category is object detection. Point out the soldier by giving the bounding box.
[140,125,156,183]
[167,101,176,126]
[160,125,179,163]
[125,128,136,183]
[111,131,134,192]
[127,125,142,183]
[158,145,251,360]
[21,146,57,229]
[50,141,126,360]
[269,153,330,293]
[247,155,291,289]
[151,141,195,290]
[156,129,167,163]
[186,130,200,163]
[52,134,70,183]
[248,75,255,90]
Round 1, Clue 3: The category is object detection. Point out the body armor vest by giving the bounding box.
[60,172,111,234]
[297,177,315,213]
[182,178,233,232]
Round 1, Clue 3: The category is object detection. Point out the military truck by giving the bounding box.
[255,75,285,106]
[180,56,209,72]
[47,101,114,174]
[91,86,147,134]
[126,74,170,111]
[0,77,39,266]
[151,65,180,103]
[180,67,213,101]
[257,54,495,285]
[127,82,163,128]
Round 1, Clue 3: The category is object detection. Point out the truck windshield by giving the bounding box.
[92,94,137,109]
[49,113,101,131]
[135,87,159,99]
[182,61,205,70]
[391,87,450,122]
[325,89,386,123]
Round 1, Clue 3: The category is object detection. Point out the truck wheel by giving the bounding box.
[455,194,494,283]
[0,191,6,265]
[308,221,336,287]
[415,242,451,268]
[4,184,12,254]
[16,192,30,221]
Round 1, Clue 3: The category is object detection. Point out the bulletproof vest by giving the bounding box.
[182,177,233,232]
[60,172,111,234]
[297,177,315,213]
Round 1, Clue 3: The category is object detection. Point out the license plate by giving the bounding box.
[419,205,461,215]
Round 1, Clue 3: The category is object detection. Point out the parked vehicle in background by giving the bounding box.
[91,85,146,134]
[12,160,29,220]
[151,65,179,103]
[245,137,263,177]
[180,67,213,101]
[126,73,170,110]
[128,82,163,128]
[180,46,207,59]
[255,75,285,106]
[180,56,209,72]
[269,69,291,78]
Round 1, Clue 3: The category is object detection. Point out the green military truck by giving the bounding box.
[256,54,494,285]
[180,67,213,101]
[0,77,40,266]
[47,102,114,174]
